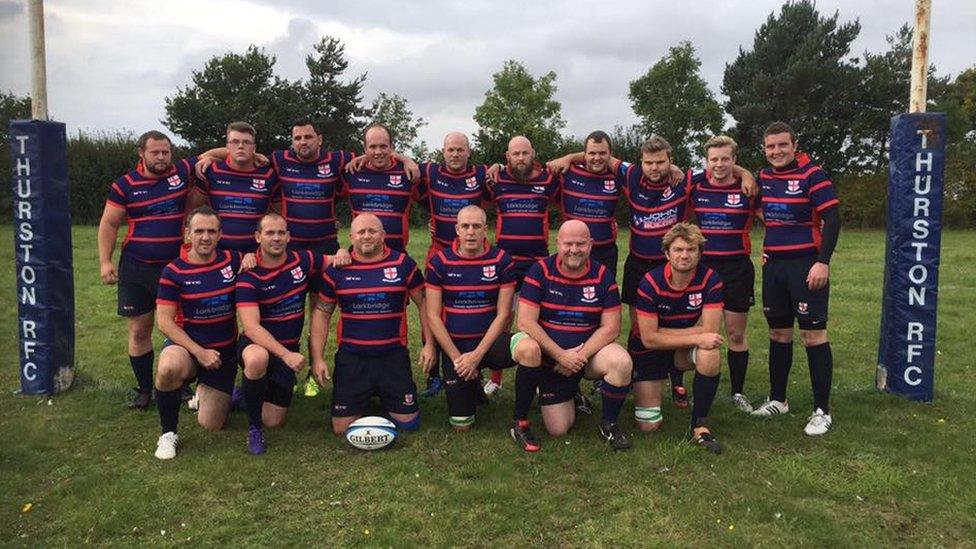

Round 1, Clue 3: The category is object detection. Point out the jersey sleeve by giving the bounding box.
[425,256,444,289]
[704,270,725,309]
[634,275,658,317]
[176,156,198,188]
[106,178,126,209]
[307,250,324,276]
[808,168,840,212]
[601,270,621,310]
[318,267,338,303]
[234,275,260,308]
[518,261,545,308]
[197,165,213,196]
[499,251,516,287]
[156,266,180,306]
[406,259,424,292]
[229,251,243,273]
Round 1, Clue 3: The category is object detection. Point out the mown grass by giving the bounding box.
[1,227,974,546]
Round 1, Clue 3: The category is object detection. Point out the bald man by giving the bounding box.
[509,220,633,452]
[310,213,436,435]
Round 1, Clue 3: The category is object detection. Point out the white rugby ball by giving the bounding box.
[345,416,397,450]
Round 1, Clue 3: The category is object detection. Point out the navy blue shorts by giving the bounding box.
[162,339,239,394]
[331,346,418,418]
[621,254,666,305]
[630,348,675,382]
[703,255,755,313]
[441,333,516,417]
[590,244,620,284]
[538,364,586,406]
[117,258,165,317]
[762,255,829,330]
[236,335,296,408]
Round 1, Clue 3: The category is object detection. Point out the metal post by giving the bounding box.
[27,0,48,120]
[909,0,932,113]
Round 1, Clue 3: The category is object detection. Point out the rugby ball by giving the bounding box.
[345,416,397,450]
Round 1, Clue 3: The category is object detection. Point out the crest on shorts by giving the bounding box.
[389,175,403,187]
[688,292,702,307]
[404,393,415,406]
[251,178,267,191]
[797,301,808,313]
[662,186,674,200]
[167,175,183,188]
[726,193,742,206]
[603,180,616,193]
[582,285,597,302]
[318,164,332,177]
[290,266,305,282]
[220,265,234,281]
[465,176,478,190]
[384,267,399,281]
[482,265,496,280]
[786,180,802,194]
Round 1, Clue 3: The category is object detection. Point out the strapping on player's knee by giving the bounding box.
[449,415,475,428]
[635,406,662,424]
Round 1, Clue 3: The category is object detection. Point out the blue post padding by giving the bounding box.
[10,119,76,395]
[876,113,946,402]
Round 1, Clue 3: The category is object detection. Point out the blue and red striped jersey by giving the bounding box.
[272,148,354,250]
[558,164,624,248]
[105,157,198,264]
[425,240,516,341]
[235,250,323,352]
[199,160,279,253]
[519,255,621,350]
[157,249,240,350]
[759,153,840,259]
[418,163,490,252]
[341,160,419,252]
[318,248,424,354]
[629,263,723,354]
[620,163,691,261]
[689,171,758,258]
[487,166,558,272]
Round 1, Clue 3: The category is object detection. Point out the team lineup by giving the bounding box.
[95,118,840,460]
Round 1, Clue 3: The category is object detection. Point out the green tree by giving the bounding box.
[629,42,724,168]
[302,37,368,152]
[722,0,861,171]
[368,92,429,160]
[163,46,304,151]
[938,66,976,139]
[2,90,31,146]
[473,60,566,163]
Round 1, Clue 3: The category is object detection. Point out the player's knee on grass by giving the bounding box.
[196,386,230,431]
[635,406,663,431]
[242,345,269,378]
[513,336,542,366]
[262,402,288,428]
[541,401,575,436]
[332,416,357,436]
[449,415,475,431]
[799,328,828,347]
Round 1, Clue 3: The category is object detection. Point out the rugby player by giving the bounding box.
[688,136,759,413]
[509,220,633,452]
[235,213,344,454]
[751,122,840,437]
[632,223,726,453]
[309,214,437,435]
[97,130,199,409]
[194,122,278,253]
[425,205,517,430]
[153,206,241,459]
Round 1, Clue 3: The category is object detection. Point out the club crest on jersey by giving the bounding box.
[726,193,742,207]
[290,266,305,282]
[581,285,598,303]
[797,301,808,313]
[389,175,403,188]
[688,292,703,308]
[465,177,478,190]
[531,185,546,194]
[786,180,802,194]
[383,267,400,282]
[603,180,616,193]
[220,265,234,281]
[251,178,267,191]
[167,175,183,188]
[482,265,497,280]
[662,186,674,200]
[317,164,332,177]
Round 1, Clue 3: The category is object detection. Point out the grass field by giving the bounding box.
[2,227,975,546]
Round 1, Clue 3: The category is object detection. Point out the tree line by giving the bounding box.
[2,0,974,226]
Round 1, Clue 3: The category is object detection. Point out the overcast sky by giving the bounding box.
[1,0,973,151]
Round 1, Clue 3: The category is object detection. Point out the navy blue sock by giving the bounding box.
[599,380,631,424]
[513,365,542,421]
[242,374,267,428]
[130,351,154,392]
[728,349,749,395]
[769,340,793,402]
[669,367,685,389]
[806,342,833,413]
[690,372,720,428]
[156,387,181,434]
